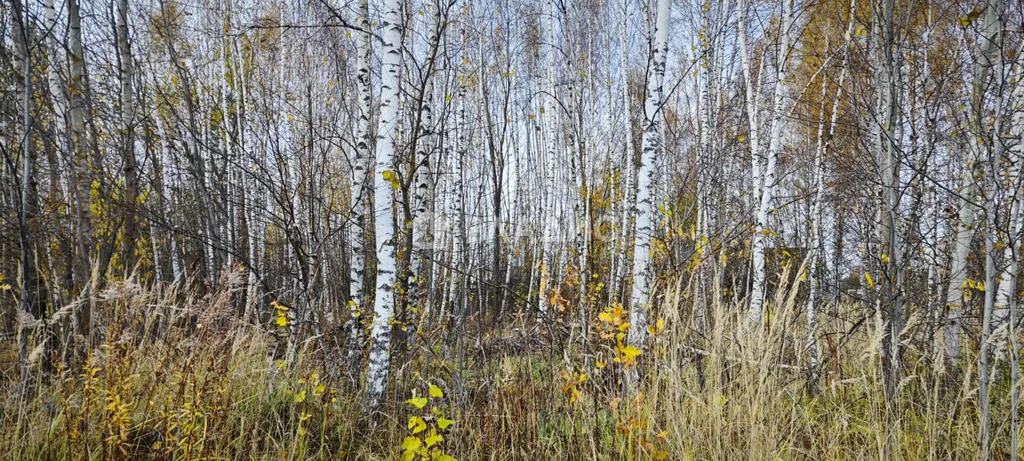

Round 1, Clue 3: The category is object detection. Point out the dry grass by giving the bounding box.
[0,270,1019,460]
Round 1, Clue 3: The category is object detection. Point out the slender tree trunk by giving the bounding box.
[346,0,373,388]
[1003,55,1024,461]
[364,0,404,410]
[410,0,445,347]
[116,0,140,271]
[749,0,795,323]
[944,177,977,365]
[873,0,903,405]
[10,0,42,376]
[627,0,671,360]
[971,1,1003,456]
[737,0,761,233]
[614,0,636,306]
[67,0,96,348]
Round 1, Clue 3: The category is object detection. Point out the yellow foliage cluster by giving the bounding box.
[616,412,669,461]
[596,305,641,367]
[401,384,456,461]
[273,300,291,327]
[559,370,587,405]
[962,278,986,302]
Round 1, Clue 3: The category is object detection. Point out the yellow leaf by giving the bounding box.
[401,436,422,451]
[865,272,875,289]
[293,390,306,403]
[595,360,606,369]
[407,397,428,409]
[437,417,454,429]
[428,384,444,398]
[570,387,582,404]
[382,170,400,189]
[409,416,427,434]
[424,431,443,447]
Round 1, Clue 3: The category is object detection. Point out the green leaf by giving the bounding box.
[437,418,454,430]
[428,384,444,398]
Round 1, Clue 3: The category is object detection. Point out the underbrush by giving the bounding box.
[0,275,1018,460]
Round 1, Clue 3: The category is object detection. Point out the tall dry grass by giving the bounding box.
[0,268,1017,459]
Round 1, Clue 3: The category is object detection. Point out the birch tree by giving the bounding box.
[9,0,42,374]
[973,0,1004,453]
[116,0,141,269]
[364,0,405,410]
[804,0,856,387]
[748,0,797,324]
[346,0,373,387]
[627,0,671,354]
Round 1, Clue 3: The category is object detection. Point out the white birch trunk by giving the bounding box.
[364,0,404,410]
[614,0,636,304]
[347,0,373,386]
[994,64,1024,332]
[539,0,560,315]
[408,0,442,349]
[737,0,761,225]
[974,0,1003,453]
[944,177,977,364]
[749,0,795,323]
[805,0,855,386]
[627,0,671,353]
[1008,63,1024,451]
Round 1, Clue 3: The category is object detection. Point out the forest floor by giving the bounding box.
[0,275,1016,460]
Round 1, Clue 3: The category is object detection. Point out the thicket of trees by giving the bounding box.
[2,0,1023,457]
